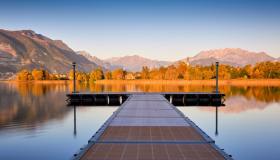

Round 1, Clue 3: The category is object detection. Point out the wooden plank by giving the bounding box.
[73,94,232,160]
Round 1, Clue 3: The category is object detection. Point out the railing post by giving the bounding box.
[72,62,76,93]
[215,62,219,93]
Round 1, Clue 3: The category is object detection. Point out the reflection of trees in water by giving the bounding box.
[74,82,280,102]
[13,82,280,103]
[200,95,271,113]
[15,82,69,97]
[0,82,70,130]
[0,82,279,129]
[221,86,280,102]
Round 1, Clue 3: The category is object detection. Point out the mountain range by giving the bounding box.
[103,55,171,71]
[0,29,98,74]
[80,48,277,71]
[188,48,275,66]
[0,29,279,78]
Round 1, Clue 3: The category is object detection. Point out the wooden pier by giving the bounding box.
[67,92,225,106]
[72,93,231,160]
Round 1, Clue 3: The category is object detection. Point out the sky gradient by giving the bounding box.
[1,0,280,60]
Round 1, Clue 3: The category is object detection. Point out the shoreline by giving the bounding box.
[1,80,70,84]
[94,79,280,86]
[2,79,280,86]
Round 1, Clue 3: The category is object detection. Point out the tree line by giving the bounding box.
[17,69,67,81]
[16,61,280,81]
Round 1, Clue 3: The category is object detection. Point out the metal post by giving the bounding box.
[215,62,219,93]
[72,62,76,93]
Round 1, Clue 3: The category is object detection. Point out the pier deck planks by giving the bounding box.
[74,94,231,160]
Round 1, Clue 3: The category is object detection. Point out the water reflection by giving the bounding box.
[0,81,279,159]
[69,82,280,103]
[73,106,77,137]
[215,106,219,136]
[0,81,279,131]
[0,82,70,132]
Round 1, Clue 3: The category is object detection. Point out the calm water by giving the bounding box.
[0,81,279,160]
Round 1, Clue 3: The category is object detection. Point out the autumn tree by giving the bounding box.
[141,66,150,79]
[76,72,89,82]
[32,69,44,80]
[184,68,190,80]
[164,65,179,80]
[104,71,112,80]
[17,70,33,81]
[153,67,166,80]
[218,65,231,80]
[68,69,75,80]
[239,64,253,79]
[176,62,188,79]
[111,68,125,80]
[89,68,104,82]
[201,68,213,79]
[149,68,160,80]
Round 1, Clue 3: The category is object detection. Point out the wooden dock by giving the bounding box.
[72,93,232,160]
[67,92,225,106]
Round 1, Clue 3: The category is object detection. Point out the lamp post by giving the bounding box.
[72,62,76,93]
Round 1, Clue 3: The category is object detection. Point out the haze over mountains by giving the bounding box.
[80,48,277,71]
[0,29,279,77]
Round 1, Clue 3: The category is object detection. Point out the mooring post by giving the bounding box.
[215,62,219,93]
[72,62,76,93]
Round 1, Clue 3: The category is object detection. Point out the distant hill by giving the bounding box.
[182,48,275,66]
[0,29,98,74]
[104,55,171,71]
[77,51,120,70]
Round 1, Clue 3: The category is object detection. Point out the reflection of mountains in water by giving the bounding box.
[0,82,279,130]
[200,95,274,113]
[225,96,273,113]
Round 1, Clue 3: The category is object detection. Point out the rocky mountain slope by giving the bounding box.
[0,29,98,74]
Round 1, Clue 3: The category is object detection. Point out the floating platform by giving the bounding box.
[72,94,232,160]
[66,92,225,106]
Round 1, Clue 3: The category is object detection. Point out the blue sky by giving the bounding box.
[0,0,280,60]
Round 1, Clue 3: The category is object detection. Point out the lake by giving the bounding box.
[0,81,279,160]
